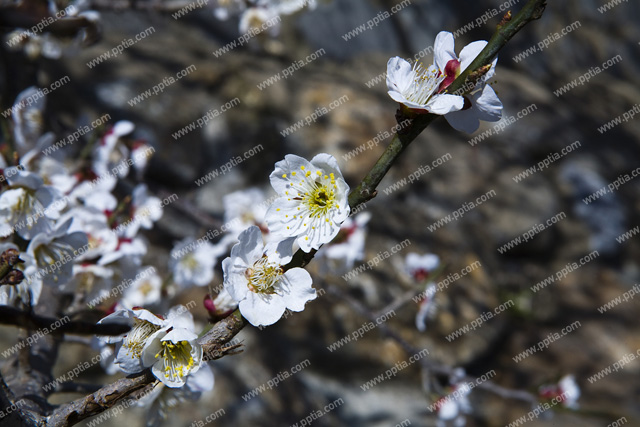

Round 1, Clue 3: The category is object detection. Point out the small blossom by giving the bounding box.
[222,226,316,327]
[386,54,464,114]
[405,252,440,282]
[222,187,270,240]
[27,219,89,288]
[138,362,214,423]
[59,207,118,261]
[99,307,165,374]
[0,167,65,239]
[539,374,580,409]
[121,184,163,238]
[265,154,350,253]
[433,31,502,133]
[121,266,162,308]
[317,211,371,271]
[142,327,203,388]
[204,288,238,321]
[93,121,134,179]
[0,243,42,306]
[169,237,226,288]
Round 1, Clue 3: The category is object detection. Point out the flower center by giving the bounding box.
[404,62,445,106]
[155,340,195,380]
[246,256,282,294]
[123,319,161,358]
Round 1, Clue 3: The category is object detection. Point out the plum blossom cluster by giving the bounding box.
[221,153,351,327]
[387,31,503,133]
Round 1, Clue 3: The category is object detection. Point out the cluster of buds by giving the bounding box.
[0,248,24,286]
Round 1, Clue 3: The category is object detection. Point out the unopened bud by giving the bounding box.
[0,269,25,286]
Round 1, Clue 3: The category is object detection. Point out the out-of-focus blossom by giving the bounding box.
[222,226,316,327]
[98,237,147,266]
[10,87,46,155]
[318,211,371,271]
[70,263,114,306]
[169,237,225,289]
[405,252,440,282]
[239,5,280,37]
[435,368,472,427]
[93,121,134,179]
[68,172,117,212]
[222,187,270,241]
[27,218,88,287]
[266,154,350,253]
[0,167,65,239]
[539,374,580,409]
[121,266,162,308]
[59,207,118,260]
[138,362,214,424]
[119,184,163,238]
[204,288,238,320]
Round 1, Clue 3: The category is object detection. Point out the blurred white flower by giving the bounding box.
[98,237,147,266]
[169,237,225,288]
[204,288,238,320]
[318,211,370,271]
[265,154,350,253]
[405,252,440,282]
[138,362,214,425]
[558,375,580,409]
[27,219,89,288]
[59,207,118,260]
[10,87,45,154]
[70,263,114,306]
[120,184,163,238]
[0,167,65,239]
[223,187,270,240]
[121,266,162,308]
[239,5,280,36]
[93,120,134,179]
[222,226,316,327]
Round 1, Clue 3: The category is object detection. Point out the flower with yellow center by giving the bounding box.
[223,226,316,327]
[265,154,350,253]
[142,328,203,388]
[98,307,165,374]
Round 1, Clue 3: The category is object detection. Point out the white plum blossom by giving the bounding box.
[11,87,46,154]
[405,252,440,282]
[0,167,65,239]
[436,368,472,427]
[27,219,89,288]
[98,236,147,266]
[239,5,280,37]
[59,207,118,261]
[69,263,114,307]
[539,374,580,409]
[405,253,440,331]
[137,361,214,425]
[98,307,166,374]
[68,173,117,212]
[222,226,316,327]
[386,55,464,114]
[433,31,502,133]
[121,184,163,238]
[265,154,350,253]
[204,288,238,320]
[93,121,134,179]
[222,187,270,241]
[317,211,371,271]
[121,266,162,308]
[169,237,226,288]
[142,326,203,388]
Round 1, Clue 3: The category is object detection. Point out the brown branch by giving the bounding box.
[45,310,246,426]
[0,308,130,336]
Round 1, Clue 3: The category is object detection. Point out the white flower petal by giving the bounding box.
[434,31,457,71]
[239,292,287,326]
[281,268,316,312]
[426,94,465,115]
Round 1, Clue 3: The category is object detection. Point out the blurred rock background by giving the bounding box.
[1,0,639,426]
